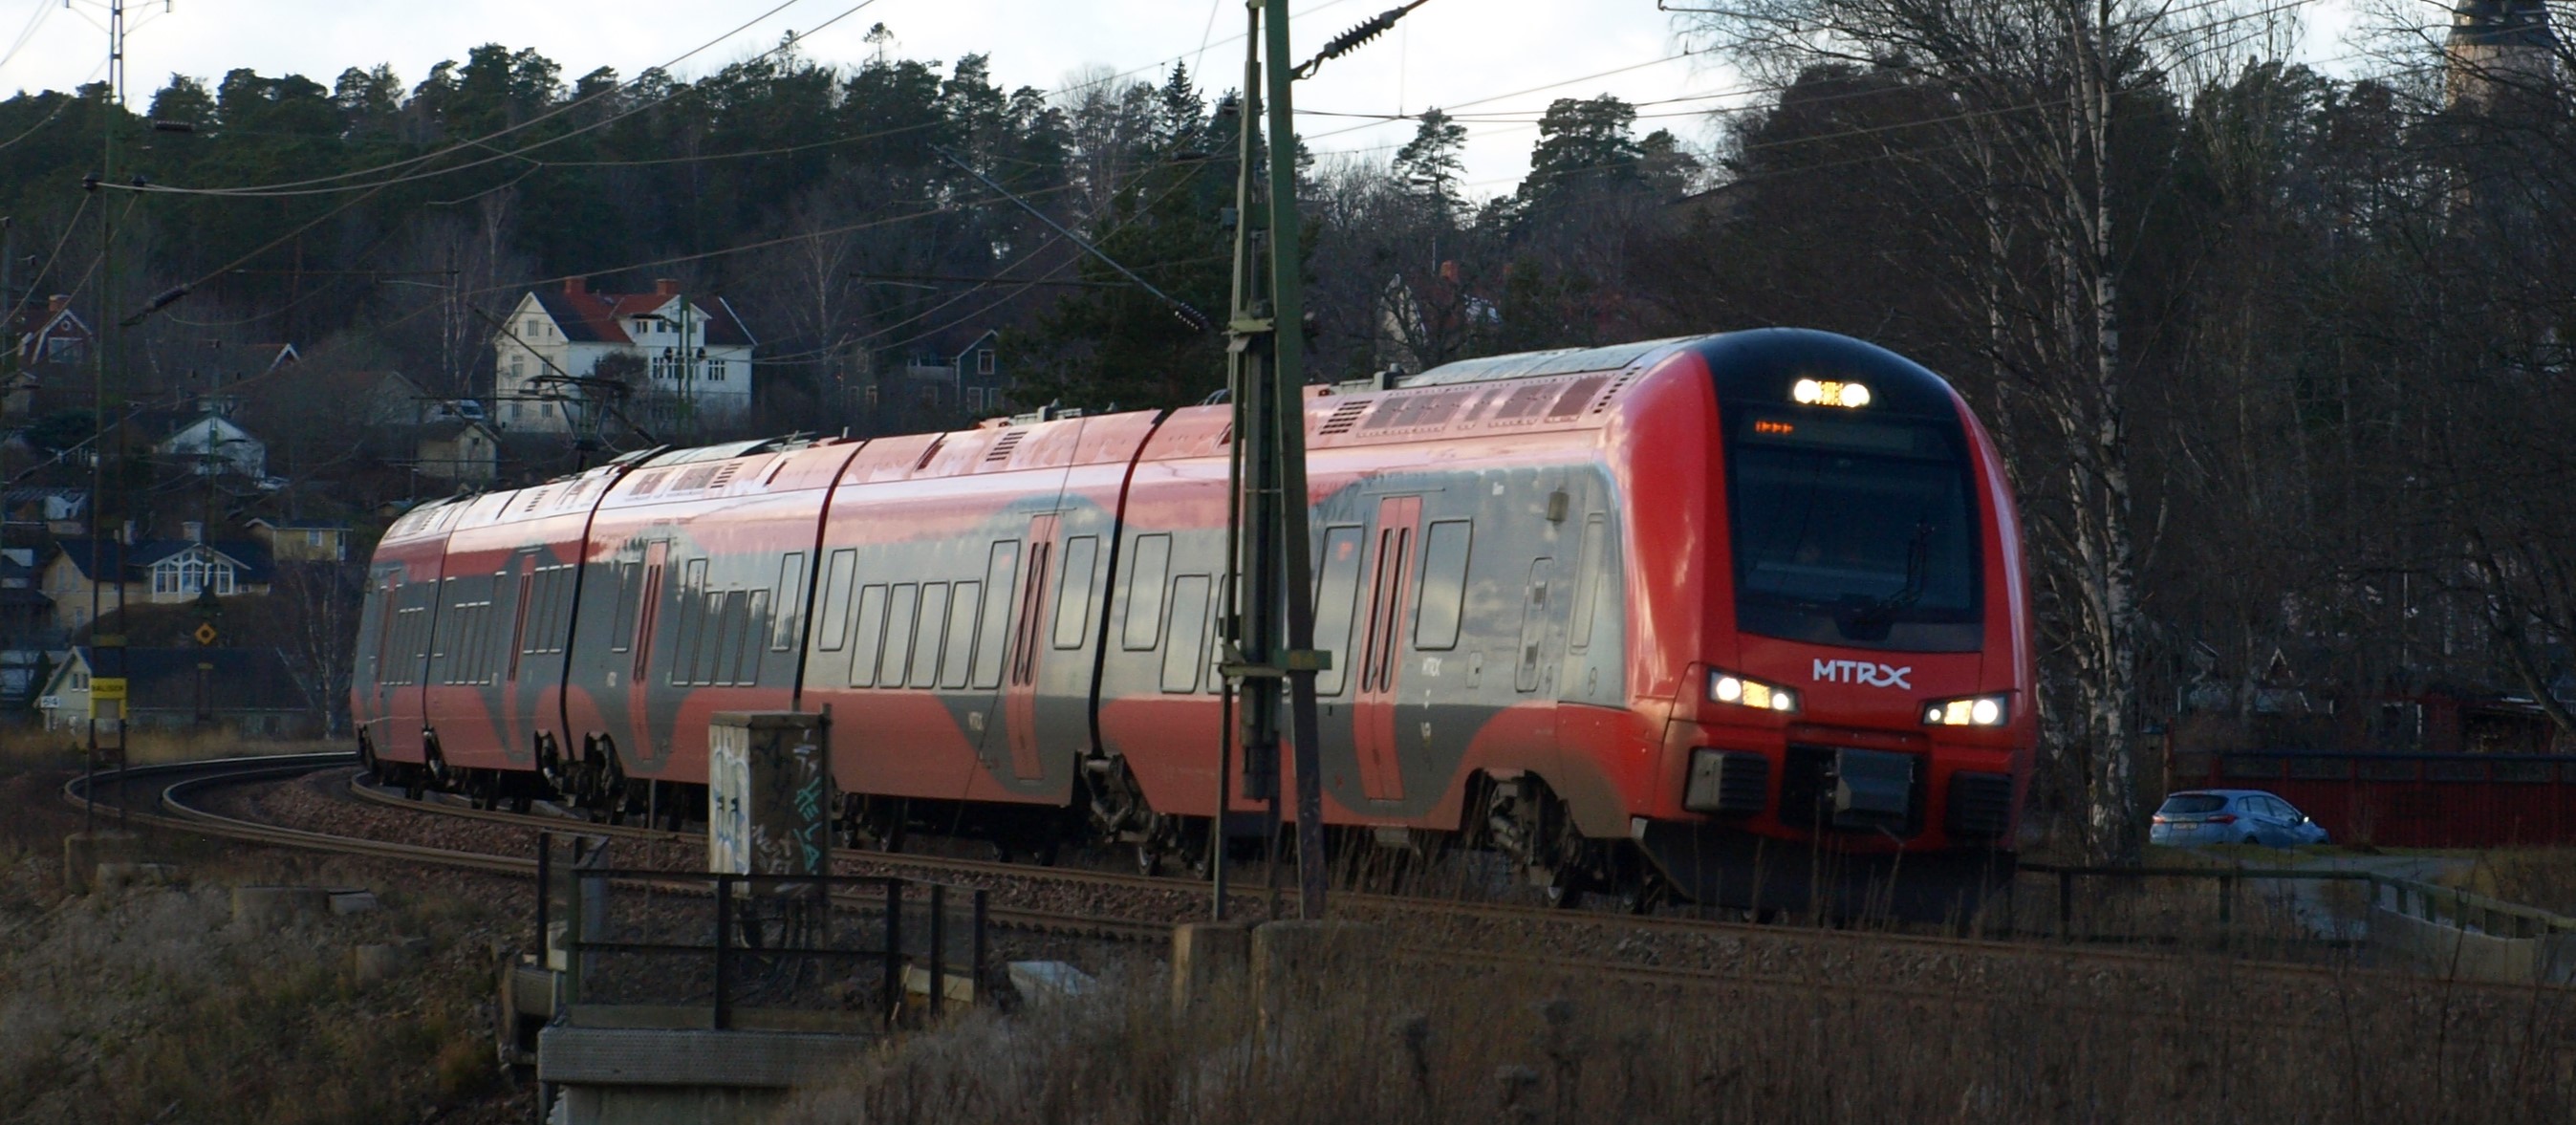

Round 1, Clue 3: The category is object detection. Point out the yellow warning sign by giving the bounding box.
[90,678,126,702]
[193,622,218,645]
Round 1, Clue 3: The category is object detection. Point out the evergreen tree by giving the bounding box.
[1392,107,1467,218]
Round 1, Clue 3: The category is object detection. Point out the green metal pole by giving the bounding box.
[1261,0,1329,919]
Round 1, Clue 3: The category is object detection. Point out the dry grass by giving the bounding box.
[0,768,526,1124]
[0,723,339,774]
[2451,850,2576,918]
[774,925,2576,1124]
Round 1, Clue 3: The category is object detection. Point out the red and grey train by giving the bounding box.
[354,329,2035,916]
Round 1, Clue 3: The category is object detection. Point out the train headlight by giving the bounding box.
[1710,670,1799,714]
[1922,693,2010,727]
[1791,378,1872,408]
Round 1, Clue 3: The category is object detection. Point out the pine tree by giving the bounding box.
[1393,107,1468,218]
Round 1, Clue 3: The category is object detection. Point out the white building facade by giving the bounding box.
[491,277,757,433]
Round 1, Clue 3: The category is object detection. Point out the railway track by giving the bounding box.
[61,754,1164,941]
[81,755,2576,1010]
[332,766,2492,993]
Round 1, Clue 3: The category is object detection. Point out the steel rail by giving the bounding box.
[340,769,2400,979]
[65,755,1163,941]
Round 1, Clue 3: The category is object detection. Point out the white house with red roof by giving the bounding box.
[491,277,756,433]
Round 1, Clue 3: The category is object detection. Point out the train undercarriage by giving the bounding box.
[359,729,2008,920]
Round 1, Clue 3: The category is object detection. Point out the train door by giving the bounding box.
[382,548,447,766]
[993,513,1058,783]
[1352,495,1420,804]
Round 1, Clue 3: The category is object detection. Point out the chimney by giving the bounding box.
[564,276,587,296]
[183,520,204,543]
[655,278,681,296]
[46,294,68,316]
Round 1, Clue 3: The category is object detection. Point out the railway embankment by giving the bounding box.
[0,763,532,1124]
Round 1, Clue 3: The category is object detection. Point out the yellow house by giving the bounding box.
[43,537,274,633]
[247,519,352,563]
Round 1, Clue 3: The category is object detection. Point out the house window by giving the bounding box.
[978,349,995,375]
[509,402,524,421]
[706,359,725,381]
[509,356,525,379]
[864,385,879,408]
[305,530,324,549]
[541,401,555,418]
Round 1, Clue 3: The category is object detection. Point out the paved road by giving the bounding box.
[2236,851,2474,941]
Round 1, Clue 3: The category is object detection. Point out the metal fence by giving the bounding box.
[535,832,988,1030]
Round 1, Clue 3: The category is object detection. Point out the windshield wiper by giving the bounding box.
[1836,522,1932,641]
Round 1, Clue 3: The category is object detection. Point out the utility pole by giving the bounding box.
[1219,0,1331,920]
[84,0,130,832]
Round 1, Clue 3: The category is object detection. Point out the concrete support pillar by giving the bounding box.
[1251,919,1377,1031]
[63,831,138,895]
[1169,920,1251,1018]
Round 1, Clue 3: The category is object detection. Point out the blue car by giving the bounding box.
[2150,790,2330,849]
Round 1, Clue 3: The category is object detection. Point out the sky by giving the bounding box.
[0,0,2390,197]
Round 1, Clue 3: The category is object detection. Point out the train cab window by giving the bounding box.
[910,584,951,687]
[1121,534,1172,651]
[971,542,1021,690]
[1052,536,1099,649]
[768,553,806,652]
[815,550,857,651]
[1160,574,1212,693]
[1727,411,1981,650]
[877,585,919,687]
[1413,520,1473,651]
[939,581,981,689]
[1570,514,1607,651]
[1311,526,1365,696]
[848,585,888,686]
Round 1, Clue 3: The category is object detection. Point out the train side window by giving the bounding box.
[847,585,888,686]
[909,583,950,687]
[1516,558,1552,693]
[734,590,768,684]
[1570,514,1606,652]
[609,562,640,652]
[874,584,916,688]
[1311,527,1365,696]
[939,581,981,690]
[768,552,806,652]
[671,558,709,685]
[712,587,747,683]
[1413,520,1473,651]
[431,576,460,672]
[1052,536,1099,649]
[1160,574,1212,693]
[698,590,738,686]
[633,549,665,680]
[1121,534,1172,650]
[815,549,857,651]
[971,541,1021,690]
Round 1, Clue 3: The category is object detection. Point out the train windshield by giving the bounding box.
[1726,410,1982,652]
